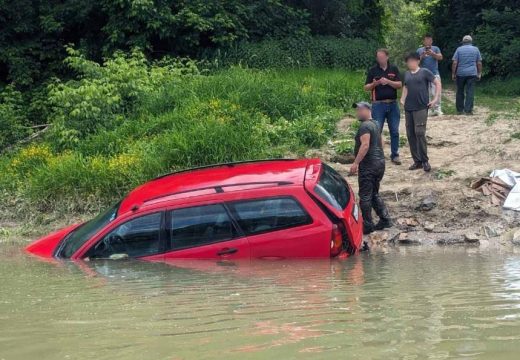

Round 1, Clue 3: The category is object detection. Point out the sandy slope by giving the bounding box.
[328,89,520,249]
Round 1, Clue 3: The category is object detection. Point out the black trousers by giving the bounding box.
[358,164,390,227]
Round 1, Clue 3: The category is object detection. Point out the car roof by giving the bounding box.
[119,159,321,214]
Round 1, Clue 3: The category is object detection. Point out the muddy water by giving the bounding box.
[2,246,520,359]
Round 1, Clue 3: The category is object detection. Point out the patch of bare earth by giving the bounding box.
[314,89,520,250]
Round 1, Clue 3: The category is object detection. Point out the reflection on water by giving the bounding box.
[2,245,520,359]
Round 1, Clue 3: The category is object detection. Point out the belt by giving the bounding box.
[372,99,397,104]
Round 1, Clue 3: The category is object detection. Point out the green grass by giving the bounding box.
[0,62,368,214]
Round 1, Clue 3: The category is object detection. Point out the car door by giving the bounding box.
[163,203,250,260]
[227,195,332,259]
[83,211,166,260]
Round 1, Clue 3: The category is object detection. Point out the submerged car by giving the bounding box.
[26,159,363,261]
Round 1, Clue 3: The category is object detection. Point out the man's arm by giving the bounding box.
[432,50,443,61]
[400,85,408,106]
[364,79,379,91]
[429,77,442,107]
[477,61,482,80]
[451,60,458,80]
[350,134,370,175]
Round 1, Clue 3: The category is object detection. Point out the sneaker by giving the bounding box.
[409,162,422,170]
[375,219,393,231]
[391,156,402,165]
[437,110,444,116]
[457,112,464,115]
[429,110,439,117]
[423,161,432,172]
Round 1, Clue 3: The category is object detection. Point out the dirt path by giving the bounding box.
[324,89,520,249]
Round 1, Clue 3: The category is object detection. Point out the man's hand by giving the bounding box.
[452,74,456,81]
[428,98,439,108]
[400,97,405,106]
[349,163,359,175]
[379,77,389,85]
[477,74,482,81]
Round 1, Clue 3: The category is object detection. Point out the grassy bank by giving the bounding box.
[0,51,366,219]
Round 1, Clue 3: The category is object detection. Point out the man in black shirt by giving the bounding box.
[364,48,403,165]
[349,101,392,234]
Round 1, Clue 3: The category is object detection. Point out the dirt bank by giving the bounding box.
[317,89,520,250]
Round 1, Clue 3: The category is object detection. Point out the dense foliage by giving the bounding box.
[0,51,366,212]
[427,0,520,77]
[0,0,382,87]
[211,37,377,70]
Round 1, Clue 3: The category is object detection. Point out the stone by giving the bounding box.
[513,230,520,246]
[416,195,437,212]
[482,224,503,238]
[423,222,435,232]
[397,217,420,227]
[368,231,389,244]
[436,235,464,245]
[464,233,480,243]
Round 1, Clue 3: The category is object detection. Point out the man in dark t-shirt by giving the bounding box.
[364,48,403,165]
[400,52,441,172]
[349,101,392,234]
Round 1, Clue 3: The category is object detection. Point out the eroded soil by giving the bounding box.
[319,90,520,250]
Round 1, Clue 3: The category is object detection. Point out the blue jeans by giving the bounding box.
[371,101,400,159]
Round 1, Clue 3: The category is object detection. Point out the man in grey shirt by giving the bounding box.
[452,35,483,115]
[400,52,441,172]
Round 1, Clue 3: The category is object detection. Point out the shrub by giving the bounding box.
[210,37,377,70]
[0,86,30,151]
[0,52,367,212]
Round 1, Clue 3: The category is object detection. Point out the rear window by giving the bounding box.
[229,197,311,235]
[314,164,350,210]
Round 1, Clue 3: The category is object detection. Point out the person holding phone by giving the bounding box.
[417,34,443,116]
[400,52,441,172]
[364,48,403,165]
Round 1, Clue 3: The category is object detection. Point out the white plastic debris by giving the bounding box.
[490,169,520,211]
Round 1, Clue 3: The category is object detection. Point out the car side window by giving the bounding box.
[86,212,163,259]
[170,204,237,250]
[229,197,311,235]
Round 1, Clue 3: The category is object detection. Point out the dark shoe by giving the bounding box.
[409,162,422,170]
[374,218,393,231]
[363,223,375,235]
[423,161,432,172]
[457,111,464,115]
[465,111,474,116]
[391,156,402,165]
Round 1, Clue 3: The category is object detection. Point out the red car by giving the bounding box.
[26,159,363,261]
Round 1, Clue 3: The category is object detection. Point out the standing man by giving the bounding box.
[452,35,483,115]
[364,49,403,165]
[417,34,443,116]
[349,102,392,235]
[400,52,441,172]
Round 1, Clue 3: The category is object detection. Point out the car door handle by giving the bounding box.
[217,247,238,256]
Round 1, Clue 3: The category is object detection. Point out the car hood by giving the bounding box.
[25,223,82,258]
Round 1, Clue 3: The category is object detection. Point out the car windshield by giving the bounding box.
[56,202,121,258]
[314,164,350,210]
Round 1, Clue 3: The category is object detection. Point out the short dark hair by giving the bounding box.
[423,34,433,38]
[376,48,389,56]
[405,52,420,62]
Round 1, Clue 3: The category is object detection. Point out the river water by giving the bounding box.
[2,245,520,359]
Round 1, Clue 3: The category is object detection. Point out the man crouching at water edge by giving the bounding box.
[400,52,441,172]
[349,102,392,235]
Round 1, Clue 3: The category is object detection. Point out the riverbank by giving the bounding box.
[1,75,519,249]
[321,88,520,250]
